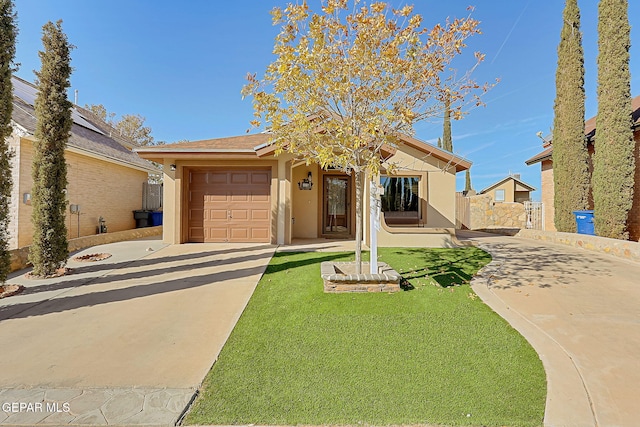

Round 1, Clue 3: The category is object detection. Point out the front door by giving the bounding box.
[323,175,351,237]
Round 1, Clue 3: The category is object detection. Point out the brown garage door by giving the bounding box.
[187,169,271,243]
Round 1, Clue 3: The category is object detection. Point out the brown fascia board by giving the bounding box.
[135,148,257,163]
[480,176,536,195]
[525,147,552,166]
[256,134,469,172]
[399,134,471,172]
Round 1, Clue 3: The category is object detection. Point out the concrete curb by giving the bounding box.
[468,240,597,427]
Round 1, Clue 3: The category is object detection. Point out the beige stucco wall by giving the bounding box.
[291,163,319,238]
[14,137,149,249]
[156,142,461,246]
[383,147,457,228]
[485,180,515,203]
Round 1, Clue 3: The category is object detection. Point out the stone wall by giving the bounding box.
[517,228,640,264]
[9,226,162,272]
[468,194,527,230]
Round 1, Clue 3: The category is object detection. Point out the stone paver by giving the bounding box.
[460,230,640,427]
[1,387,195,425]
[0,237,276,425]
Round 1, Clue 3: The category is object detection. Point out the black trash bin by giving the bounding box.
[133,210,151,228]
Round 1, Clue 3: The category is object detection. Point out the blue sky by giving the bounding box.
[13,0,640,198]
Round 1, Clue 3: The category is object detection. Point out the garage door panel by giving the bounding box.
[189,209,204,222]
[190,191,205,205]
[207,227,229,241]
[251,228,270,240]
[189,227,204,242]
[251,209,269,220]
[230,209,249,220]
[191,172,209,185]
[230,194,250,202]
[230,173,249,184]
[230,228,249,240]
[188,169,271,243]
[251,172,270,185]
[210,172,229,184]
[207,193,228,202]
[209,209,228,220]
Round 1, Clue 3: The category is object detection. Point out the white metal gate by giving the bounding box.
[142,182,163,211]
[524,201,544,230]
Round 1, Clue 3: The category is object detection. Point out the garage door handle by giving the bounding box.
[228,210,232,218]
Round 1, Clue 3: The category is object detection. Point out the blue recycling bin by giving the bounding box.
[573,210,595,235]
[149,211,163,226]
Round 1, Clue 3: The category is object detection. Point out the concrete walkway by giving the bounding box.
[0,237,276,426]
[459,231,640,427]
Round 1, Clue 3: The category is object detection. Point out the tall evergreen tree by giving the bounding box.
[552,0,589,232]
[464,169,473,194]
[442,94,453,152]
[593,0,634,239]
[29,20,73,276]
[0,0,17,284]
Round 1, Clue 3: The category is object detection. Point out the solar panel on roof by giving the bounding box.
[12,77,105,136]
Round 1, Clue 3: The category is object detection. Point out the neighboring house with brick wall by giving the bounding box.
[478,174,535,203]
[526,95,640,240]
[8,76,157,249]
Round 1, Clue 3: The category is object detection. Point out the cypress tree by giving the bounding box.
[552,0,589,232]
[0,0,17,283]
[442,94,453,152]
[436,137,442,149]
[29,20,73,276]
[464,169,473,194]
[593,0,634,239]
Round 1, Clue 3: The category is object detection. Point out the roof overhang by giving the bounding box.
[135,147,258,163]
[254,134,470,172]
[480,176,536,194]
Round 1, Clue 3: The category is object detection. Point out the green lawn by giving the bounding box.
[185,247,546,427]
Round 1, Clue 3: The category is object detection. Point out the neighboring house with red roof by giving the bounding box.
[9,76,158,249]
[526,95,640,239]
[135,132,471,247]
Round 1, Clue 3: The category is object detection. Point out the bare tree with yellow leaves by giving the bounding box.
[243,1,490,272]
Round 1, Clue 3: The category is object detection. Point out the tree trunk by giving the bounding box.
[354,169,364,274]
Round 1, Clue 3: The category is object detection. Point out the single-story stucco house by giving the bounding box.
[478,174,536,203]
[135,133,471,247]
[526,95,640,239]
[9,76,158,249]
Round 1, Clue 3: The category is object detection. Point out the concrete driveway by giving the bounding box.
[459,231,640,427]
[0,237,275,426]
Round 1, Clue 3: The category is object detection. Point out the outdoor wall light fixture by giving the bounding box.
[298,171,313,190]
[170,164,176,171]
